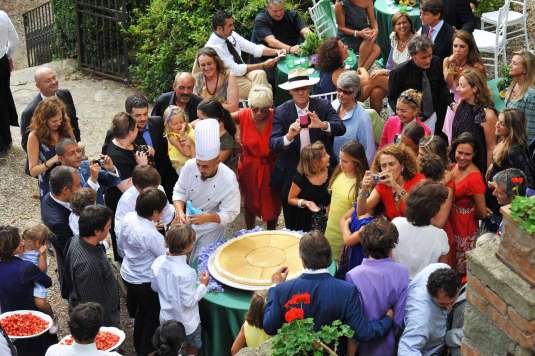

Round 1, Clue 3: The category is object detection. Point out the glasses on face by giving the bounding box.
[251,107,270,114]
[336,88,355,96]
[177,85,194,91]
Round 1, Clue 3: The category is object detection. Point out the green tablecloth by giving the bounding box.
[199,261,337,356]
[374,0,421,62]
[488,78,506,113]
[274,50,358,106]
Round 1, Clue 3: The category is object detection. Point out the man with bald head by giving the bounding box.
[151,72,202,122]
[20,66,81,151]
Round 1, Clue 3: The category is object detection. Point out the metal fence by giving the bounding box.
[22,1,56,67]
[75,0,129,81]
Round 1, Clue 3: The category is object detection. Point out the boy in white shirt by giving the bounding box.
[151,224,209,355]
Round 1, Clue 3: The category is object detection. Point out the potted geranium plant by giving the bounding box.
[271,293,354,355]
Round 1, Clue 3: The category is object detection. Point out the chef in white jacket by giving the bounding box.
[172,118,241,262]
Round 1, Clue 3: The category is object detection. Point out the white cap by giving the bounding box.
[195,119,220,161]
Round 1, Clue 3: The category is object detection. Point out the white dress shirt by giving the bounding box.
[151,254,207,335]
[115,185,175,256]
[172,159,240,260]
[45,341,121,356]
[205,31,265,77]
[0,11,18,58]
[119,212,166,284]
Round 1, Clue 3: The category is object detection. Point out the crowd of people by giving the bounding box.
[1,0,535,355]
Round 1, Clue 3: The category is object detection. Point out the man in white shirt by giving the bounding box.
[205,10,284,99]
[0,10,19,156]
[392,181,450,279]
[45,302,121,356]
[173,119,240,262]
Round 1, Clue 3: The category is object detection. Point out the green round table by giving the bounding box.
[274,50,358,106]
[199,261,337,356]
[374,0,421,62]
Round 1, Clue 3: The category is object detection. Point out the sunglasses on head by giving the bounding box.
[336,88,355,96]
[400,93,418,105]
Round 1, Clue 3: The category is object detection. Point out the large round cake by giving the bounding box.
[213,231,304,287]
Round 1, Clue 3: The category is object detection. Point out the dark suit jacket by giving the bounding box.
[20,89,81,151]
[422,22,454,60]
[388,57,453,134]
[443,0,475,32]
[102,116,178,200]
[269,97,346,191]
[150,92,202,122]
[263,273,392,345]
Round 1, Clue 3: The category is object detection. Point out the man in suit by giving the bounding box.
[151,72,203,122]
[20,66,81,151]
[264,231,394,352]
[103,94,178,200]
[420,0,454,60]
[270,68,346,229]
[443,0,475,32]
[41,165,81,299]
[388,35,453,136]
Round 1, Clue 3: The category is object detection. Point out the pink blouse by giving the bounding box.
[379,116,432,148]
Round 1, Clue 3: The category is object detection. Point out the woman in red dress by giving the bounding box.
[357,144,424,220]
[232,85,281,229]
[449,132,490,275]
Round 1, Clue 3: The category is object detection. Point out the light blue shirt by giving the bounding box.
[398,263,451,356]
[332,100,376,165]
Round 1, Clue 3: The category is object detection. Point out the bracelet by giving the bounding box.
[43,161,49,169]
[297,199,304,208]
[288,45,292,53]
[358,190,370,199]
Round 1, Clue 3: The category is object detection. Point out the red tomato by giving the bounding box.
[0,313,48,336]
[95,331,120,350]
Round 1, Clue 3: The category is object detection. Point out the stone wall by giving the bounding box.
[462,207,535,355]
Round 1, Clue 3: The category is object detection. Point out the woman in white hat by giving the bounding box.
[270,68,346,230]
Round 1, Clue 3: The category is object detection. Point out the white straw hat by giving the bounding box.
[278,68,319,91]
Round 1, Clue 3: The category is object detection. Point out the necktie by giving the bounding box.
[427,27,434,41]
[421,71,434,119]
[225,38,244,64]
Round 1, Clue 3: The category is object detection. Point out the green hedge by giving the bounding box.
[128,0,311,101]
[52,0,77,58]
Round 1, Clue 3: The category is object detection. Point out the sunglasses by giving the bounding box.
[399,93,418,105]
[336,88,355,96]
[251,107,270,114]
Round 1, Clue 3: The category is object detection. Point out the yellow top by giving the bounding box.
[243,320,270,348]
[325,172,356,261]
[167,126,195,171]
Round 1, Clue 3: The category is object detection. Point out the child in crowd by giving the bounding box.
[231,291,270,355]
[400,121,426,156]
[151,320,186,356]
[69,187,97,237]
[163,105,195,174]
[379,89,431,148]
[19,224,58,333]
[325,140,369,262]
[288,141,332,232]
[151,224,209,356]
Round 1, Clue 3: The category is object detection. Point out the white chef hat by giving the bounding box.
[195,118,220,161]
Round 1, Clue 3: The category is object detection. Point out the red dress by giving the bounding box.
[375,173,425,220]
[449,171,486,275]
[237,108,281,222]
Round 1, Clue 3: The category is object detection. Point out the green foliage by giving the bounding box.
[299,31,322,57]
[52,0,77,58]
[510,196,535,234]
[497,64,512,92]
[271,318,354,355]
[475,0,504,16]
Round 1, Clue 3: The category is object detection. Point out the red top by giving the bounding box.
[379,116,432,149]
[375,173,425,220]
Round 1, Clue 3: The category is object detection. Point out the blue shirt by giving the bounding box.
[78,160,122,204]
[332,100,376,165]
[140,124,154,147]
[398,263,451,356]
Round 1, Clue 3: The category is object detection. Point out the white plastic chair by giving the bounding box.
[309,0,337,40]
[481,0,530,51]
[473,1,509,78]
[310,91,338,103]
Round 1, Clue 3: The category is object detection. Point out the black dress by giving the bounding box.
[452,101,490,174]
[292,172,331,232]
[0,54,17,151]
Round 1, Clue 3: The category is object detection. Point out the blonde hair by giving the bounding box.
[494,109,528,165]
[510,49,535,98]
[397,89,422,111]
[328,140,369,201]
[22,224,50,243]
[297,141,328,177]
[163,105,191,135]
[460,68,494,107]
[248,85,273,108]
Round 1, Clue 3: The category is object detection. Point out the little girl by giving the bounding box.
[288,141,331,232]
[325,140,369,262]
[19,224,58,333]
[231,291,270,355]
[400,120,426,155]
[163,105,195,174]
[379,89,431,148]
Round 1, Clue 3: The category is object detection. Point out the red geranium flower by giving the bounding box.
[512,177,524,184]
[284,292,311,309]
[284,307,304,323]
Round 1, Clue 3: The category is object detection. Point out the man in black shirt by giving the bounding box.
[151,72,202,122]
[388,35,453,136]
[252,0,311,55]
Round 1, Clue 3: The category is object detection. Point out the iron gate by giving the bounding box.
[75,0,129,81]
[22,1,57,67]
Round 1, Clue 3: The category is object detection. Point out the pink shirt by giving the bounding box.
[379,116,432,149]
